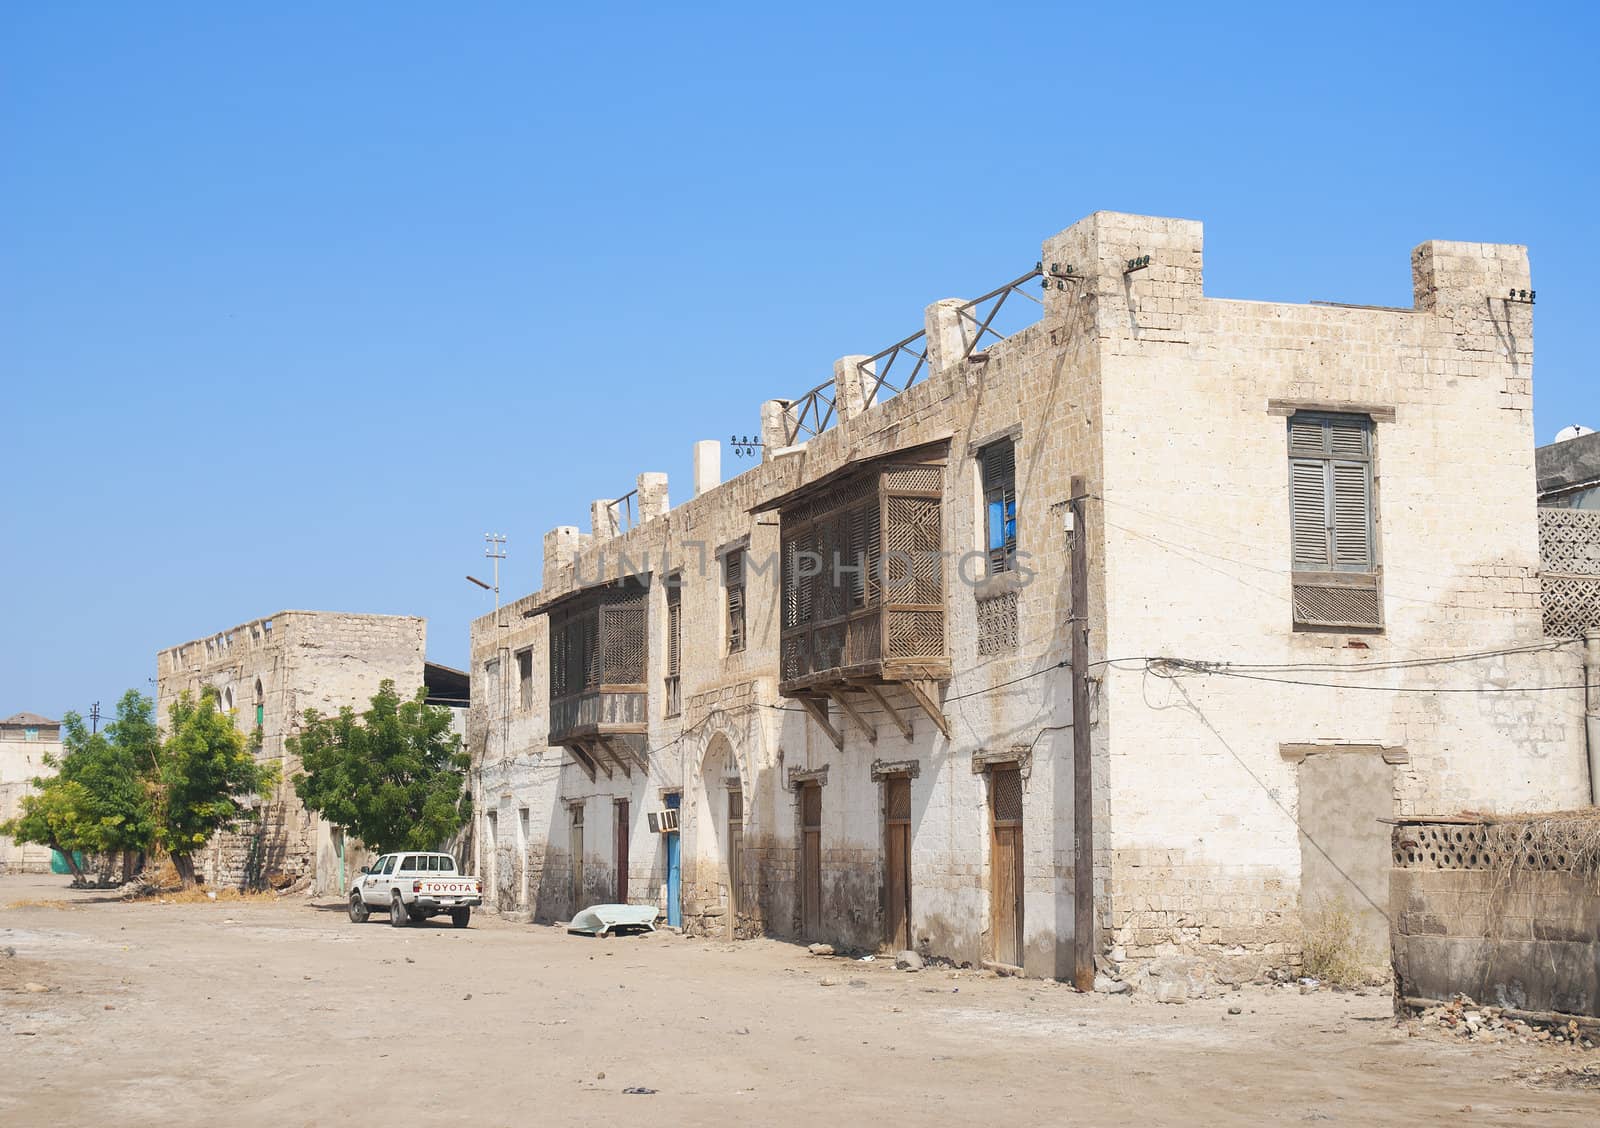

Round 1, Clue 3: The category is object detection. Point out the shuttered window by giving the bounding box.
[725,549,746,654]
[981,438,1018,574]
[517,648,534,710]
[664,576,682,716]
[1288,413,1381,629]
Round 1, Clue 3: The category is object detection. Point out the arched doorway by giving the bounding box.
[693,733,745,940]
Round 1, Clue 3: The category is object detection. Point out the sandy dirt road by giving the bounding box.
[1,872,1594,1127]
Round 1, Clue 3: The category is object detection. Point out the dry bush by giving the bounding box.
[124,857,273,903]
[1480,809,1600,891]
[1300,899,1376,987]
[154,886,281,905]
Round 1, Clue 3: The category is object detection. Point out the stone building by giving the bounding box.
[156,610,455,893]
[1537,427,1600,510]
[0,712,63,873]
[467,211,1593,980]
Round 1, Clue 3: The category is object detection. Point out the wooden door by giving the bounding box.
[664,793,682,927]
[801,783,822,938]
[726,788,744,939]
[614,799,630,904]
[990,767,1023,967]
[569,805,584,912]
[884,777,912,951]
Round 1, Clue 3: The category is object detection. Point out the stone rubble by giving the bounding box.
[1407,995,1597,1052]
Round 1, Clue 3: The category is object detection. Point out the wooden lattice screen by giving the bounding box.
[548,582,648,699]
[1539,507,1600,637]
[779,455,945,685]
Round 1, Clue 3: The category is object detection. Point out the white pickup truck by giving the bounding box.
[348,852,482,928]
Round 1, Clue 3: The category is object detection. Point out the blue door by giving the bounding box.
[665,792,682,927]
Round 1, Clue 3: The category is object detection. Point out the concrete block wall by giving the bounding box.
[1391,820,1600,1016]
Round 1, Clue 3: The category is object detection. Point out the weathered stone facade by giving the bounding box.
[0,713,62,873]
[156,611,427,893]
[469,211,1592,981]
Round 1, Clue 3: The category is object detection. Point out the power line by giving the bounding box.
[1202,639,1578,673]
[1146,658,1590,694]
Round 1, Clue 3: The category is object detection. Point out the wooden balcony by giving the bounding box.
[759,441,952,747]
[548,687,647,744]
[537,578,649,779]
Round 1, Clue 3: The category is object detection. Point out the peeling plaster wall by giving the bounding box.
[468,211,1587,979]
[1092,217,1588,969]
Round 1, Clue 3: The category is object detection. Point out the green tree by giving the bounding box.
[1,693,160,884]
[2,778,95,881]
[290,680,470,856]
[104,688,161,777]
[156,687,277,887]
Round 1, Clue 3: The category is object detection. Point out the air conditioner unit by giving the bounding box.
[647,809,680,834]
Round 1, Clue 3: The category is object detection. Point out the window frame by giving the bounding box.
[516,647,534,711]
[724,548,747,655]
[1286,410,1384,631]
[664,573,683,716]
[979,438,1018,575]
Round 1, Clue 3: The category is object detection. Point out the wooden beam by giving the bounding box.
[861,684,912,741]
[581,740,614,780]
[904,679,950,739]
[797,695,844,751]
[609,735,648,775]
[567,744,598,783]
[596,739,631,779]
[828,691,877,744]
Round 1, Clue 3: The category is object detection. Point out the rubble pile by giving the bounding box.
[1410,995,1597,1050]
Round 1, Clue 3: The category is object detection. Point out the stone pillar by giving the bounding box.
[760,399,793,459]
[591,499,620,541]
[543,526,588,590]
[923,298,967,372]
[637,472,669,522]
[832,355,871,422]
[693,440,721,497]
[1411,239,1533,413]
[1040,211,1204,335]
[1412,239,1531,313]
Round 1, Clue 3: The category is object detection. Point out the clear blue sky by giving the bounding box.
[3,3,1595,721]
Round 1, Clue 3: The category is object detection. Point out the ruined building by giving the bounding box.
[468,211,1594,979]
[156,610,464,893]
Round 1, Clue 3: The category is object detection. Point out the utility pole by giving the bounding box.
[474,533,510,898]
[89,701,103,734]
[484,532,507,621]
[1069,474,1094,992]
[484,533,509,761]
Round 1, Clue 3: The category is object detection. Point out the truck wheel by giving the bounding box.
[389,894,410,928]
[451,908,471,928]
[348,892,369,923]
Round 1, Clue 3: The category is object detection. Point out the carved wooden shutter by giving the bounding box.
[666,583,681,679]
[725,548,746,654]
[1289,413,1380,628]
[1290,459,1331,568]
[1330,461,1373,568]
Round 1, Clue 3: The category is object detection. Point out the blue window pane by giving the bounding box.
[988,500,1006,550]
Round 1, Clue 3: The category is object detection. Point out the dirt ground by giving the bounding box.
[1,873,1595,1127]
